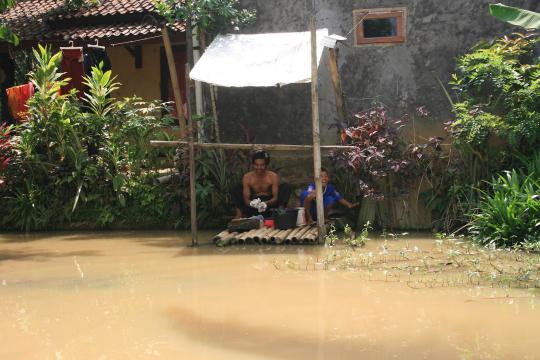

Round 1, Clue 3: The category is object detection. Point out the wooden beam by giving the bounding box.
[310,15,326,242]
[150,140,356,151]
[186,63,198,246]
[162,26,187,138]
[327,48,346,123]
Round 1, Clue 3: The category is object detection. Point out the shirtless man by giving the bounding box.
[233,150,290,218]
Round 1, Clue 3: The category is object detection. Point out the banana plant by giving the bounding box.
[489,3,540,30]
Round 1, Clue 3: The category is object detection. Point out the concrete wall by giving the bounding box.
[215,0,538,145]
[108,44,162,101]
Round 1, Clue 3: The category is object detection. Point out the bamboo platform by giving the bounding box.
[213,225,318,246]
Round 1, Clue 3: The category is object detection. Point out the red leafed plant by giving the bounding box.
[335,104,415,200]
[0,122,14,188]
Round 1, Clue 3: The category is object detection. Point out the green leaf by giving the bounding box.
[489,3,540,30]
[0,23,19,45]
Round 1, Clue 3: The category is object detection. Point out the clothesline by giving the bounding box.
[110,34,163,47]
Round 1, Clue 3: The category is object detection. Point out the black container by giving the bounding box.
[274,208,298,230]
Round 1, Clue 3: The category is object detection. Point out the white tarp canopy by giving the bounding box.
[189,29,329,87]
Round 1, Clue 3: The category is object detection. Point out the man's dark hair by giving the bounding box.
[320,167,329,174]
[252,150,270,165]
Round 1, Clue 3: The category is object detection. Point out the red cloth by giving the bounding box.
[6,82,34,122]
[61,48,85,97]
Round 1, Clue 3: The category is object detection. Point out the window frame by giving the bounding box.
[353,8,407,46]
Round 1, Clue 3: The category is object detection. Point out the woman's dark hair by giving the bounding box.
[252,150,270,165]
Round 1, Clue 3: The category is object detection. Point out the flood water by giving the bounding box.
[1,231,539,360]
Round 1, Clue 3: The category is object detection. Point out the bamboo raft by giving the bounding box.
[213,225,318,246]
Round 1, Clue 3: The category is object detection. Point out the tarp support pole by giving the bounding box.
[162,26,187,138]
[310,15,326,242]
[327,48,346,123]
[186,63,198,246]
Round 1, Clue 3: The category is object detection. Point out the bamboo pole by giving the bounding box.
[150,140,355,151]
[304,227,319,241]
[186,63,197,246]
[210,85,221,142]
[238,229,259,242]
[327,48,347,123]
[281,229,295,244]
[287,227,303,241]
[162,26,187,137]
[212,230,229,242]
[273,229,289,244]
[295,225,313,240]
[252,228,269,242]
[310,15,326,242]
[268,229,282,242]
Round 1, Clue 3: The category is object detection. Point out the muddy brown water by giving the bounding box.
[1,231,539,360]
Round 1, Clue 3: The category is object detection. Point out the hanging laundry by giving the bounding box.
[6,82,34,122]
[84,47,112,75]
[61,48,85,97]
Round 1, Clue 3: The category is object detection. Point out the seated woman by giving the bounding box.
[300,168,357,223]
[232,150,291,218]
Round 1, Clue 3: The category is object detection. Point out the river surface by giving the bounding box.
[1,231,539,359]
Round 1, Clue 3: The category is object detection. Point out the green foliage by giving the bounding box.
[324,224,338,247]
[173,148,249,229]
[0,46,182,231]
[343,222,371,248]
[449,33,540,154]
[424,32,540,234]
[450,103,508,147]
[153,0,256,34]
[63,0,100,11]
[0,0,18,44]
[13,49,32,85]
[0,23,18,45]
[489,3,540,30]
[469,169,540,247]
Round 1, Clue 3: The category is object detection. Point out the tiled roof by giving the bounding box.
[49,0,157,21]
[0,0,184,43]
[44,22,184,41]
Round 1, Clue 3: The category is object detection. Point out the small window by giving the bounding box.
[354,8,406,45]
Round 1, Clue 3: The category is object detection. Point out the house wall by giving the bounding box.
[215,0,537,146]
[108,44,162,101]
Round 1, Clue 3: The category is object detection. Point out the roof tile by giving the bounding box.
[0,0,184,42]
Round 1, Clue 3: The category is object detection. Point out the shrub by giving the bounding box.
[0,46,180,231]
[449,32,539,155]
[469,166,540,247]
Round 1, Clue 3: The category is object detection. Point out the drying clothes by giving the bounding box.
[84,47,111,75]
[6,82,34,122]
[61,48,85,97]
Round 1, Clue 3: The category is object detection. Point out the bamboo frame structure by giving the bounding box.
[156,13,348,246]
[150,140,355,151]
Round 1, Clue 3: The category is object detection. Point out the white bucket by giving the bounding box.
[296,207,306,226]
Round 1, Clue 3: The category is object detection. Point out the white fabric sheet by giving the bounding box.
[189,29,329,87]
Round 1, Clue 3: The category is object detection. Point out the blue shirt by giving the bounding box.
[300,183,343,218]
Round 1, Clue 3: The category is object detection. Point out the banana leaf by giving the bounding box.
[489,3,540,30]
